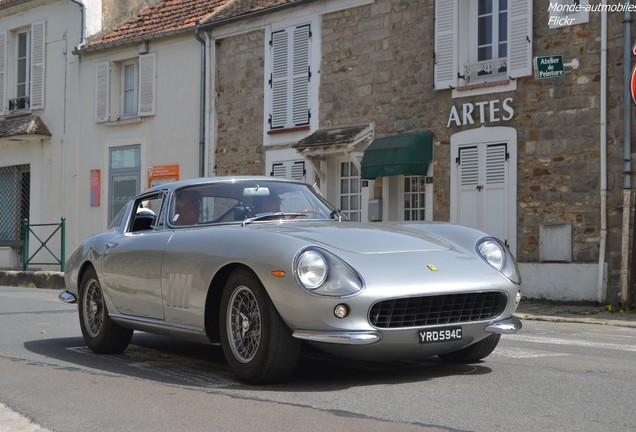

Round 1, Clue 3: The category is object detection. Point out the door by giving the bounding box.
[102,192,171,319]
[451,127,517,253]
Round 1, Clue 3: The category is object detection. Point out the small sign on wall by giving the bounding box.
[90,169,100,206]
[147,164,179,189]
[534,55,565,80]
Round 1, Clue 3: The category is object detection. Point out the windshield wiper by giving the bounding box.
[241,212,306,226]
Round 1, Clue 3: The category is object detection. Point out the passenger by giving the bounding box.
[173,189,201,225]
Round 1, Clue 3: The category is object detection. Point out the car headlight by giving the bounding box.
[294,248,364,297]
[296,250,327,289]
[477,238,522,284]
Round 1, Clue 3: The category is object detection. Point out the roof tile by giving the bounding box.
[84,0,232,50]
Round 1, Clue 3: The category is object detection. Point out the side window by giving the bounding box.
[129,193,164,233]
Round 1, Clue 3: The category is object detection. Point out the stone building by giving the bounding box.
[198,0,636,303]
[2,0,633,303]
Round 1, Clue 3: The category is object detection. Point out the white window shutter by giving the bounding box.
[291,161,306,181]
[271,162,287,177]
[30,21,46,109]
[271,30,289,129]
[270,160,306,180]
[508,0,532,79]
[0,31,7,116]
[291,25,310,127]
[138,52,156,116]
[434,0,457,90]
[95,61,110,122]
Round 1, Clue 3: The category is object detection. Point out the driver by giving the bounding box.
[252,194,281,216]
[173,189,201,225]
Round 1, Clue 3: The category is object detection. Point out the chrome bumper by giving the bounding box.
[293,330,381,345]
[58,290,77,304]
[485,316,522,334]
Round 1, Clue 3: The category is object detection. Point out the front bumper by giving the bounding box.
[292,315,522,345]
[58,290,77,304]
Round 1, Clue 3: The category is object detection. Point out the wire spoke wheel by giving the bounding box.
[220,268,301,384]
[227,286,261,363]
[83,279,105,338]
[78,267,133,354]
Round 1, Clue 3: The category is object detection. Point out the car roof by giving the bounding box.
[144,176,306,195]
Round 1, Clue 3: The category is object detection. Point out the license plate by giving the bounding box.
[418,327,463,344]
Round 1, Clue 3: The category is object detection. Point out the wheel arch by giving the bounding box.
[76,261,97,295]
[204,263,259,343]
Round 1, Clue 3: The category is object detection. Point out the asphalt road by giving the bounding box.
[1,286,635,432]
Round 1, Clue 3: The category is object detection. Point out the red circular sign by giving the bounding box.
[631,64,636,106]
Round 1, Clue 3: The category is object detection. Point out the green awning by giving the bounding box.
[361,131,433,179]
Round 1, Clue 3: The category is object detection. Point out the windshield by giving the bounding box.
[168,180,340,226]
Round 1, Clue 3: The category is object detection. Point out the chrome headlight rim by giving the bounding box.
[476,237,522,285]
[293,247,365,297]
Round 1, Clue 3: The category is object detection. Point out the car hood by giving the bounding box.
[250,222,452,254]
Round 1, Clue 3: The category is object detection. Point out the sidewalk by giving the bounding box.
[515,300,636,328]
[1,270,635,328]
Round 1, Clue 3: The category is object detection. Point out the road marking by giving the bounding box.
[0,402,51,432]
[493,347,569,359]
[511,334,636,353]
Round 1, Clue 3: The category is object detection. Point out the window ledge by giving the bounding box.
[456,79,510,92]
[104,116,144,127]
[267,125,310,135]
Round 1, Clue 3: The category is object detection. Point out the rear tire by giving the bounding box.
[220,268,301,384]
[438,334,501,363]
[78,267,133,354]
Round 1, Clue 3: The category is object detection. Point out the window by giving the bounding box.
[472,0,507,82]
[95,53,156,122]
[434,0,531,94]
[0,165,29,244]
[122,61,138,116]
[339,161,361,222]
[130,193,164,232]
[0,21,45,115]
[268,24,311,131]
[16,31,30,104]
[549,0,589,28]
[403,176,427,221]
[109,145,141,223]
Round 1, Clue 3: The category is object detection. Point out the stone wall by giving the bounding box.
[318,0,635,300]
[215,30,266,176]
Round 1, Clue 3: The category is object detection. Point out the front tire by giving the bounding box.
[78,267,133,354]
[220,269,301,384]
[438,334,501,363]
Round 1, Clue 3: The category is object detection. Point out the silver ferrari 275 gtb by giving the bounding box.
[60,176,522,383]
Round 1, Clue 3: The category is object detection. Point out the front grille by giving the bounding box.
[369,292,508,328]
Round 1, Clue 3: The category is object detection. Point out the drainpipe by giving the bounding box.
[598,2,608,303]
[194,22,206,178]
[68,0,87,51]
[622,1,633,305]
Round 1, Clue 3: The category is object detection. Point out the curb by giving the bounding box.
[514,312,636,328]
[0,271,65,290]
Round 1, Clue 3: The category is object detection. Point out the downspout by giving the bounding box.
[194,23,206,178]
[622,1,633,305]
[598,2,608,303]
[69,0,87,51]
